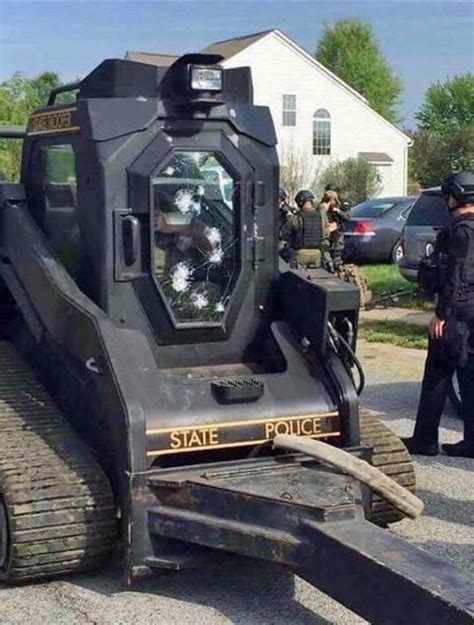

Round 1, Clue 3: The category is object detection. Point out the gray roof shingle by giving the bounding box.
[125,30,272,68]
[200,30,272,59]
[125,51,178,67]
[359,152,394,163]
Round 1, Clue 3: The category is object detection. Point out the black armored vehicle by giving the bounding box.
[0,54,473,624]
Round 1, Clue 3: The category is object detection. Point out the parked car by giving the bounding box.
[399,188,449,282]
[343,196,416,264]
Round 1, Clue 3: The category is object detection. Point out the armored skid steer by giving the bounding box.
[0,55,472,624]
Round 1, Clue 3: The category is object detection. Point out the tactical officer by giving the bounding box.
[278,187,294,229]
[403,171,474,458]
[325,182,340,194]
[278,188,295,263]
[324,190,351,272]
[281,189,330,268]
[325,182,352,211]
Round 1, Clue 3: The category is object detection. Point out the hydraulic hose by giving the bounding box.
[327,322,365,396]
[338,330,365,395]
[273,434,424,519]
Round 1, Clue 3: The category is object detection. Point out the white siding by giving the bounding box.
[223,33,410,197]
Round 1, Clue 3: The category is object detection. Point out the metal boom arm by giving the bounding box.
[146,454,474,625]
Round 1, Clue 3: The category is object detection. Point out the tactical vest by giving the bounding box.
[420,214,474,319]
[454,214,474,291]
[292,212,323,250]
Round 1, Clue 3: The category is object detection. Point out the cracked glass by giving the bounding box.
[152,151,239,324]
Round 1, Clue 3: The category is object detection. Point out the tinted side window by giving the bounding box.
[41,144,81,277]
[400,205,412,220]
[351,201,396,218]
[407,193,448,227]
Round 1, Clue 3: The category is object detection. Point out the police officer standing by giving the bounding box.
[278,188,294,229]
[278,188,295,263]
[281,189,330,268]
[317,189,341,271]
[403,171,474,458]
[323,187,351,272]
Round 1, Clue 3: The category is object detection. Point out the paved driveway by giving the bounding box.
[1,341,472,625]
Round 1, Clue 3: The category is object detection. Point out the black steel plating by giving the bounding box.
[146,455,474,625]
[2,53,468,624]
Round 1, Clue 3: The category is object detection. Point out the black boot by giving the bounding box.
[401,437,439,456]
[442,441,474,458]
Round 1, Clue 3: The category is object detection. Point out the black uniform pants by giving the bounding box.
[414,340,474,446]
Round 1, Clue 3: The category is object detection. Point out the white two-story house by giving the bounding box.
[127,29,412,196]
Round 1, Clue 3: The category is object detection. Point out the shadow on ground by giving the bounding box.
[72,556,334,625]
[417,488,474,528]
[361,379,464,431]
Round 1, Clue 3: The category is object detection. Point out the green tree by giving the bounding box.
[0,71,64,180]
[409,127,474,189]
[415,74,474,135]
[315,19,403,123]
[410,74,474,188]
[31,71,63,108]
[320,157,382,206]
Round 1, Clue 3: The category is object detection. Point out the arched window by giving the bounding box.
[313,109,331,155]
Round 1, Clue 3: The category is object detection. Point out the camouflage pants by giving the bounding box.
[290,248,322,269]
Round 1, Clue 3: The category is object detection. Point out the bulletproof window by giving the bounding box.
[313,108,331,155]
[41,144,81,278]
[282,94,296,126]
[152,151,239,326]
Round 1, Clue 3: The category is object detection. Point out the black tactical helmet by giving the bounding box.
[295,189,315,207]
[441,171,474,207]
[279,187,287,200]
[325,182,340,194]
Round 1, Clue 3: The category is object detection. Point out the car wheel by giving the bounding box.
[391,241,404,264]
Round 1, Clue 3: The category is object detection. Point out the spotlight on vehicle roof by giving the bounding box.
[190,66,223,92]
[162,54,225,107]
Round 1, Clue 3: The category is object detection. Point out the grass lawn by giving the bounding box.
[357,264,431,349]
[359,319,428,350]
[360,264,434,311]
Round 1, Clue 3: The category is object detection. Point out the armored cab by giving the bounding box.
[9,54,361,468]
[0,55,472,624]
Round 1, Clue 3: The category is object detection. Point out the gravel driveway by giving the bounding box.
[1,340,472,625]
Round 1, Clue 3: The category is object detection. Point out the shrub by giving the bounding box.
[280,143,324,201]
[320,157,382,205]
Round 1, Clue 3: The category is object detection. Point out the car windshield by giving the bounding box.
[406,193,448,227]
[351,200,397,218]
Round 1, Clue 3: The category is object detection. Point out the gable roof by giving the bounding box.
[124,29,411,144]
[125,51,178,67]
[124,31,272,69]
[223,29,410,144]
[201,30,273,59]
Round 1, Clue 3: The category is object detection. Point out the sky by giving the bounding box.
[0,0,473,127]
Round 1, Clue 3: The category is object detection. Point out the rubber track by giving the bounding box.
[359,410,416,526]
[0,341,117,583]
[336,264,373,307]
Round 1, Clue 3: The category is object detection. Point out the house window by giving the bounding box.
[282,94,296,126]
[313,108,331,155]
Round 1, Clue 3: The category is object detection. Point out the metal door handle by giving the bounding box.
[122,215,140,266]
